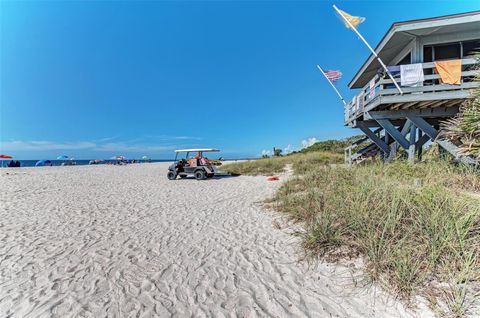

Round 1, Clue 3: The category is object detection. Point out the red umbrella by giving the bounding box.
[0,154,13,167]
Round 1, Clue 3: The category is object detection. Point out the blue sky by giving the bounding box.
[1,0,478,159]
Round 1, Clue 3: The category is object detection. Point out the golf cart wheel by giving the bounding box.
[167,171,177,180]
[194,170,206,180]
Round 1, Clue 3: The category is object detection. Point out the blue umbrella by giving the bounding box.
[35,160,52,167]
[57,155,69,160]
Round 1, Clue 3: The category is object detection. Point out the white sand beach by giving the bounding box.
[0,163,433,317]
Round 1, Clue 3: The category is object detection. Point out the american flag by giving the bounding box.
[324,69,343,82]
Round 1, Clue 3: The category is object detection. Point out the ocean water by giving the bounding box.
[0,159,172,168]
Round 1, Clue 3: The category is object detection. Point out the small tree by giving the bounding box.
[273,147,283,157]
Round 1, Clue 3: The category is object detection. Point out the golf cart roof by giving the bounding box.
[174,148,220,153]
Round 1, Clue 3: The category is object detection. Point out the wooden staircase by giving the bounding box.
[344,128,384,165]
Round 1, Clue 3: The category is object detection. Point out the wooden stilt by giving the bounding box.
[417,130,423,161]
[408,124,417,163]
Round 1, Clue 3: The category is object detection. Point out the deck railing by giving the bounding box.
[344,58,479,123]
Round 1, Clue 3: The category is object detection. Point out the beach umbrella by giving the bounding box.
[142,155,149,160]
[57,155,69,166]
[0,154,13,167]
[35,160,52,167]
[111,155,125,162]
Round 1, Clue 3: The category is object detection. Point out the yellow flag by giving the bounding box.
[337,9,365,29]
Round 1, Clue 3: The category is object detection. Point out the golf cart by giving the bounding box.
[167,148,222,180]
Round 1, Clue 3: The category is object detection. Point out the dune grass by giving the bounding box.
[272,161,480,316]
[222,151,480,315]
[290,151,344,174]
[220,157,289,175]
[220,151,343,176]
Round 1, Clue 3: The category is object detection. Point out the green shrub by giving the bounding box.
[297,135,365,154]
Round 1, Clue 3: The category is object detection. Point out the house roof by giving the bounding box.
[349,11,480,89]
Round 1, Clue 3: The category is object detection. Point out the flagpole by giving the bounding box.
[333,5,403,95]
[316,65,346,105]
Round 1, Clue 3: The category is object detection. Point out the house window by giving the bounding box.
[423,40,479,84]
[434,43,461,60]
[463,40,480,57]
[423,40,480,61]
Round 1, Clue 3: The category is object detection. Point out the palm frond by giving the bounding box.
[439,55,480,162]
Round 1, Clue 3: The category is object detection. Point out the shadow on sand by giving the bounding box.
[175,173,240,180]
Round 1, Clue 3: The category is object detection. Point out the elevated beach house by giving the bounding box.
[344,11,480,164]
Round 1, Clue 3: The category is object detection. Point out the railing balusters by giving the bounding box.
[344,57,479,125]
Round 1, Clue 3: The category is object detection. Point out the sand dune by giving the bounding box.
[0,163,433,317]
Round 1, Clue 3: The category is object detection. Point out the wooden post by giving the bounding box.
[384,132,390,161]
[376,119,410,150]
[417,130,423,161]
[408,124,417,163]
[406,114,476,165]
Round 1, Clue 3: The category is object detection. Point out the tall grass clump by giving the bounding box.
[273,161,480,316]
